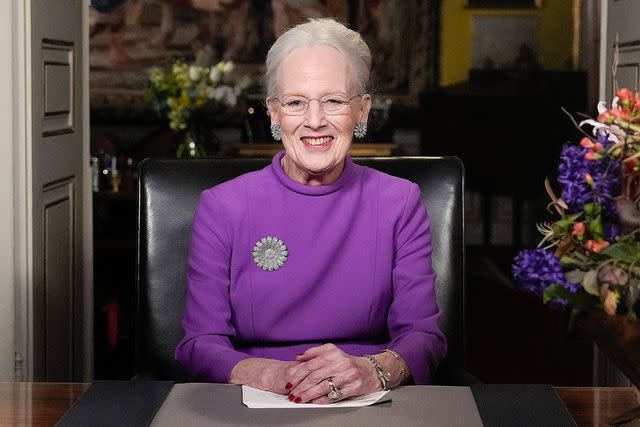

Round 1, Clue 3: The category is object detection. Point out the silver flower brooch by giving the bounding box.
[252,236,288,271]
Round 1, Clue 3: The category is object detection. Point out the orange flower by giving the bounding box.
[580,137,594,148]
[571,222,585,236]
[586,239,609,253]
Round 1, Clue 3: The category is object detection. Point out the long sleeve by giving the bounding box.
[175,190,251,382]
[387,183,447,384]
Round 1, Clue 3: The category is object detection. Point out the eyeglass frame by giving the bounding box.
[268,94,364,116]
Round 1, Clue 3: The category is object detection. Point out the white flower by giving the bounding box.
[210,67,222,83]
[208,86,226,102]
[189,65,202,81]
[234,75,252,95]
[209,86,237,106]
[221,61,235,74]
[222,86,237,106]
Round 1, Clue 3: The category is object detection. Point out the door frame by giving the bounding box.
[7,0,93,381]
[0,0,17,381]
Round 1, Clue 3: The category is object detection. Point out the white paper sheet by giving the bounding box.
[242,385,391,409]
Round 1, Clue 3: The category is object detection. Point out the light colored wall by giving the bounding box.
[440,0,574,86]
[0,0,15,380]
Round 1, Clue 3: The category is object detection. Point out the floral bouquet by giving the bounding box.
[146,60,251,157]
[513,88,640,320]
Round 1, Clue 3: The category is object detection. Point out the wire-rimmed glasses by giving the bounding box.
[272,94,362,116]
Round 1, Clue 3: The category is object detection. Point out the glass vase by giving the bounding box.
[176,130,207,159]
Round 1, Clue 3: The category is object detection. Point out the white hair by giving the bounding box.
[264,18,371,97]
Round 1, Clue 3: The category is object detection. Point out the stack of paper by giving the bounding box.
[242,386,391,409]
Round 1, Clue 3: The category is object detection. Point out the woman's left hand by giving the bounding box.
[286,343,380,404]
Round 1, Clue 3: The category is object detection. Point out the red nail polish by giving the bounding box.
[294,397,302,403]
[285,383,292,390]
[288,394,295,401]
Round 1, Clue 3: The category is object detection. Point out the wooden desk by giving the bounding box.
[235,143,396,157]
[0,382,637,426]
[0,382,88,426]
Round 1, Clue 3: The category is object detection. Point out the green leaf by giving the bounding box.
[560,256,588,269]
[553,213,583,234]
[581,269,600,296]
[543,284,571,304]
[601,242,640,262]
[542,284,600,310]
[588,214,604,239]
[583,202,601,217]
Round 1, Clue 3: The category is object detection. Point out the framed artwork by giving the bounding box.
[465,0,543,8]
[472,15,538,70]
[89,0,440,121]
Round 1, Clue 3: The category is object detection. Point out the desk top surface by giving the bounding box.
[0,382,638,427]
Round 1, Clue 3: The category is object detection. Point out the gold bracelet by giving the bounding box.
[383,349,407,382]
[363,354,391,390]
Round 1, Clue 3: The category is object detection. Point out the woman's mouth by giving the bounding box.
[301,136,333,148]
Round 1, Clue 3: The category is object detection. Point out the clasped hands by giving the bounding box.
[230,343,384,404]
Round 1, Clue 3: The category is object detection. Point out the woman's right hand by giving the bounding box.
[229,358,299,394]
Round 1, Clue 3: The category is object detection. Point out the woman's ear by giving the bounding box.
[359,94,372,123]
[266,97,279,124]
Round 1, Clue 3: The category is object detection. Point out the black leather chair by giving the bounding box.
[136,156,465,385]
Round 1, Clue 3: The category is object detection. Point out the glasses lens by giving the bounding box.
[281,96,308,115]
[322,97,350,114]
[279,95,358,115]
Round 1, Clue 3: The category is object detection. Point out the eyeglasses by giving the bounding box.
[272,94,361,116]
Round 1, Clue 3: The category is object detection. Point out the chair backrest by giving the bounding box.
[136,156,465,384]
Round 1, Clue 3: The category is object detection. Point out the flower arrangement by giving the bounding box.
[513,88,640,320]
[146,60,251,157]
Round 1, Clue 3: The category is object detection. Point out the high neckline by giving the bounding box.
[270,150,355,196]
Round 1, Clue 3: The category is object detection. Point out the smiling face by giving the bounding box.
[267,45,371,186]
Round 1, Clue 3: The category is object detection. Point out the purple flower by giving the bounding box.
[512,249,578,300]
[557,139,622,218]
[604,222,621,241]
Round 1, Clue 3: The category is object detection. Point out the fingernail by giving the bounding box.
[285,383,292,390]
[288,394,295,401]
[296,353,304,357]
[294,397,302,403]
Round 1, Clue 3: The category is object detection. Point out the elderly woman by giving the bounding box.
[175,18,446,404]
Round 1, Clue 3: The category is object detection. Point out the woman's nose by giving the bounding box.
[305,99,325,128]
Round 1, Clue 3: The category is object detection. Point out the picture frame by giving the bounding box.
[465,0,543,8]
[89,0,440,121]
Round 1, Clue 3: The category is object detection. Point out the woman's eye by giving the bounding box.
[325,98,345,104]
[285,100,303,107]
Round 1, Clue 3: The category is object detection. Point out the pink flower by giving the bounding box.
[580,137,594,148]
[617,88,633,102]
[598,265,629,286]
[586,239,609,253]
[571,222,585,236]
[584,173,594,187]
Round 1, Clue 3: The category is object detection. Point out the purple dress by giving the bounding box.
[175,151,447,383]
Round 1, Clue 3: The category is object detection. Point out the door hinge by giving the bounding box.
[14,352,23,381]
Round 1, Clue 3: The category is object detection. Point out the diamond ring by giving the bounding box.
[327,378,343,400]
